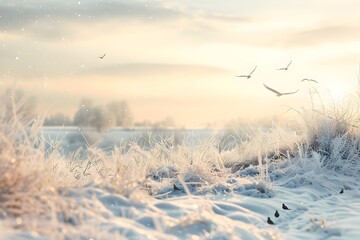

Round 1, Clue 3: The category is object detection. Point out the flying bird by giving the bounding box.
[236,65,257,79]
[340,188,344,194]
[263,83,299,97]
[99,53,106,59]
[173,184,181,191]
[267,217,275,225]
[274,210,280,218]
[277,60,292,70]
[301,78,318,83]
[282,203,291,210]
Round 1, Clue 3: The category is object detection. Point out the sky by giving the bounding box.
[1,0,360,127]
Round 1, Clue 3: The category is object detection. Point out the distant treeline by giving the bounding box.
[44,98,133,130]
[44,98,176,130]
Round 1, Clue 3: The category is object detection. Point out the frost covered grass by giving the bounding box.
[2,90,360,239]
[294,92,360,177]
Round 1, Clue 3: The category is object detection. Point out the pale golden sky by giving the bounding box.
[1,0,360,127]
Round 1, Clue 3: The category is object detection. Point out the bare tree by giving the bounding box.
[73,98,133,130]
[91,106,116,131]
[107,100,133,127]
[73,98,94,127]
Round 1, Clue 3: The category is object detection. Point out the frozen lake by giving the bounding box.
[41,127,242,155]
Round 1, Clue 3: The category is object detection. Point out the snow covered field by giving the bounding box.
[1,105,360,240]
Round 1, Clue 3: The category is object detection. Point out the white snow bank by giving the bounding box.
[3,167,360,240]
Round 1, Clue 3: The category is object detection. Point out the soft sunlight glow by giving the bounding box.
[327,84,349,103]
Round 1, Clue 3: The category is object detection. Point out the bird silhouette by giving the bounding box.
[173,184,181,191]
[236,65,257,79]
[274,210,280,218]
[301,78,318,83]
[282,203,290,210]
[99,53,106,59]
[277,60,292,70]
[263,83,299,97]
[267,217,275,225]
[340,188,344,194]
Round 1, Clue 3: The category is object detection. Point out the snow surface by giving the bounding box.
[1,159,360,240]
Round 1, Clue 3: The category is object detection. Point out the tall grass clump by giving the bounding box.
[0,91,51,217]
[291,89,360,177]
[0,92,68,236]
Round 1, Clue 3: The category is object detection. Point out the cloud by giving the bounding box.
[206,13,249,23]
[0,0,251,42]
[0,0,182,42]
[267,24,360,48]
[182,21,360,49]
[77,63,231,78]
[0,1,180,30]
[320,52,360,66]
